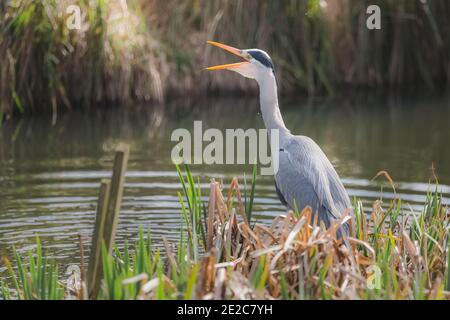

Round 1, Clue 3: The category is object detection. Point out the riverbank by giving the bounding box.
[1,165,449,300]
[1,0,450,119]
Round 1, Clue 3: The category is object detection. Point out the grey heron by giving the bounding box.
[206,41,352,236]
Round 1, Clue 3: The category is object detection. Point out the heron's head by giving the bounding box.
[206,41,274,81]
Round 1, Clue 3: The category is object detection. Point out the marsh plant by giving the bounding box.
[1,165,449,300]
[0,0,164,119]
[2,0,450,119]
[1,238,64,300]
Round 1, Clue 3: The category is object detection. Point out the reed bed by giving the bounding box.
[0,0,165,118]
[1,165,449,300]
[1,0,450,119]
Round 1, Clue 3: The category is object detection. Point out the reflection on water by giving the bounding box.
[1,94,450,267]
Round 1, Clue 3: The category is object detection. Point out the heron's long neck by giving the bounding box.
[257,72,290,142]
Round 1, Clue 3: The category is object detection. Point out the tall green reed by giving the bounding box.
[1,166,449,300]
[1,237,64,300]
[2,0,450,119]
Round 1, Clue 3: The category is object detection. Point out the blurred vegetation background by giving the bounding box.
[1,0,449,119]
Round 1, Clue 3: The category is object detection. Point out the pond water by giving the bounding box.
[1,94,450,268]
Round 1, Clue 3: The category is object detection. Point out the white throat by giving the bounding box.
[255,71,290,143]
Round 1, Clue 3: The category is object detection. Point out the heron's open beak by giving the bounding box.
[206,41,250,70]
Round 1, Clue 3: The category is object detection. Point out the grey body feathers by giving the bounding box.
[275,135,351,235]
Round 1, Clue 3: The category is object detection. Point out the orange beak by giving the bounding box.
[205,41,250,70]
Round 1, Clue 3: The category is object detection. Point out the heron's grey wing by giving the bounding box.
[275,135,351,222]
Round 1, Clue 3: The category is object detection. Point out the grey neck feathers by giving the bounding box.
[257,72,290,143]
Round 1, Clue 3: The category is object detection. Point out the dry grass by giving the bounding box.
[165,178,450,300]
[4,166,449,300]
[2,0,450,119]
[0,0,166,118]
